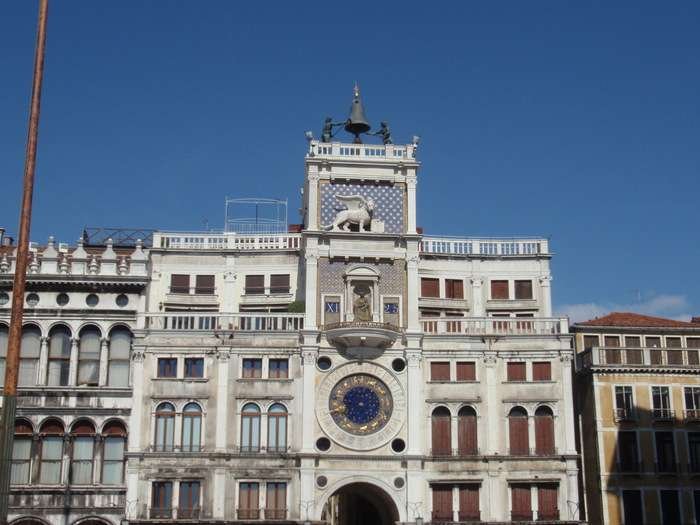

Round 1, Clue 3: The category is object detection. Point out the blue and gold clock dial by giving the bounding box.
[329,374,393,435]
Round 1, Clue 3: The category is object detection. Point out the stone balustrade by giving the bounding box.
[420,316,568,336]
[420,236,549,257]
[152,232,301,251]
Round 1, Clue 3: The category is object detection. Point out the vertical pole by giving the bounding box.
[0,1,49,523]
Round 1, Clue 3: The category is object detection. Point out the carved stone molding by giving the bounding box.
[483,354,498,367]
[301,349,318,364]
[217,349,231,361]
[131,349,146,363]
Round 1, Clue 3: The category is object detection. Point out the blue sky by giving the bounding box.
[1,2,699,321]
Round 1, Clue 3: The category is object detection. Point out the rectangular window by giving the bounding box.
[618,431,639,471]
[102,436,125,485]
[615,386,635,419]
[266,482,287,520]
[179,481,201,519]
[152,481,173,519]
[245,275,265,295]
[40,436,63,484]
[242,358,262,379]
[269,359,289,379]
[625,336,641,347]
[157,358,178,378]
[184,358,204,378]
[490,280,509,300]
[170,274,190,294]
[688,337,700,348]
[652,386,672,418]
[78,330,100,386]
[622,490,643,525]
[47,333,70,387]
[458,485,480,521]
[514,280,533,300]
[511,484,532,521]
[10,437,31,484]
[238,482,260,520]
[660,490,680,525]
[688,432,700,473]
[421,278,440,298]
[445,279,464,299]
[108,330,131,387]
[431,485,453,521]
[270,274,290,294]
[655,431,676,473]
[532,362,551,381]
[686,387,700,420]
[666,336,682,348]
[430,362,450,381]
[583,335,599,350]
[71,436,94,484]
[456,362,476,381]
[507,362,526,382]
[194,275,215,295]
[646,336,661,348]
[537,485,559,520]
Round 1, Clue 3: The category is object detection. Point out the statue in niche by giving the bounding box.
[324,194,375,232]
[353,287,372,322]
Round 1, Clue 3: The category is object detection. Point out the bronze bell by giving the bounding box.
[344,84,371,143]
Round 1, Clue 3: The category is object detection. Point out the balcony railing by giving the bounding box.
[177,507,201,519]
[655,460,679,474]
[154,232,301,251]
[145,312,304,332]
[507,447,560,457]
[652,408,675,421]
[511,511,533,521]
[264,508,287,520]
[685,409,700,421]
[429,448,481,457]
[421,317,567,336]
[578,346,700,369]
[150,507,173,519]
[237,508,260,520]
[614,408,637,421]
[309,140,415,160]
[420,236,549,257]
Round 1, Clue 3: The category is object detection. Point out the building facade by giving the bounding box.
[573,312,700,524]
[2,95,581,525]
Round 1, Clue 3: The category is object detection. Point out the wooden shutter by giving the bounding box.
[532,362,551,381]
[170,274,189,294]
[535,414,555,455]
[604,336,621,364]
[421,278,440,298]
[430,362,450,381]
[457,411,477,455]
[431,411,452,455]
[195,275,215,294]
[458,485,480,520]
[514,280,533,299]
[511,485,532,520]
[507,362,526,381]
[456,361,476,381]
[537,485,558,520]
[490,280,509,299]
[583,335,599,350]
[432,485,453,520]
[687,338,700,349]
[245,275,264,294]
[270,274,290,293]
[446,279,463,299]
[509,414,529,455]
[625,336,641,347]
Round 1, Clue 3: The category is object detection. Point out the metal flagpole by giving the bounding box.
[0,1,49,523]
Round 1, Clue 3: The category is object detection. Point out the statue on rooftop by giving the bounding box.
[368,121,392,145]
[321,117,346,143]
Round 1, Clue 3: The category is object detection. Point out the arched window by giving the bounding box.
[508,407,529,455]
[534,406,555,456]
[39,420,64,484]
[267,404,287,453]
[457,406,478,456]
[182,403,202,452]
[71,420,96,484]
[240,403,261,453]
[431,406,452,456]
[154,403,175,452]
[0,325,7,388]
[48,325,71,386]
[11,419,33,484]
[108,327,131,387]
[78,326,101,386]
[19,325,41,386]
[102,421,127,484]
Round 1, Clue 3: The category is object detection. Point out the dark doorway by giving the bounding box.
[321,482,399,525]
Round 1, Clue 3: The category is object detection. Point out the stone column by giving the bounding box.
[300,345,318,453]
[566,466,580,521]
[93,435,103,484]
[471,278,484,317]
[406,249,420,332]
[405,347,424,455]
[37,336,49,385]
[304,251,319,330]
[213,467,227,519]
[128,349,146,452]
[215,350,230,452]
[68,338,79,386]
[539,275,552,317]
[98,338,109,386]
[306,169,320,231]
[483,355,499,454]
[560,354,577,455]
[406,173,417,234]
[61,435,71,485]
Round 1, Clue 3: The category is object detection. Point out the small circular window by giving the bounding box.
[393,477,405,489]
[116,294,129,307]
[391,438,406,453]
[56,293,69,306]
[26,293,39,307]
[316,437,331,452]
[317,356,332,371]
[85,294,99,307]
[316,475,328,488]
[392,358,406,372]
[0,292,9,306]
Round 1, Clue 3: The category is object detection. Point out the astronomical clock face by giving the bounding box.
[329,374,393,435]
[316,362,406,451]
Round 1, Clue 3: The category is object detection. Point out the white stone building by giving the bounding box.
[2,93,581,525]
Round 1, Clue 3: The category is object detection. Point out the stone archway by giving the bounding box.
[321,482,400,525]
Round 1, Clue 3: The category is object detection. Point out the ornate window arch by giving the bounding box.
[154,402,175,452]
[102,420,127,484]
[267,403,288,453]
[39,419,65,484]
[508,406,529,455]
[11,419,33,484]
[431,406,452,456]
[457,405,478,456]
[108,326,131,387]
[48,325,71,386]
[240,403,261,453]
[182,402,202,452]
[534,405,555,455]
[70,420,96,484]
[78,326,101,386]
[19,324,41,386]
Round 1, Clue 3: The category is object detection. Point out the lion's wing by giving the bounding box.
[334,194,366,210]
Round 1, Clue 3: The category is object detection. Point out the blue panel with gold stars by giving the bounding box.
[320,182,404,234]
